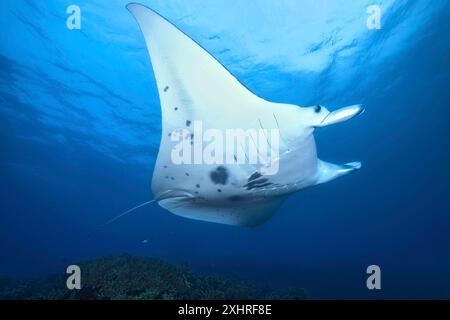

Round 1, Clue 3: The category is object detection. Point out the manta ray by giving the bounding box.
[126,3,364,227]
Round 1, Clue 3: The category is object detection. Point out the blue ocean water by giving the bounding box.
[0,0,449,299]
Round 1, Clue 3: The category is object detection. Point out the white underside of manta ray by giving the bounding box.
[127,3,364,227]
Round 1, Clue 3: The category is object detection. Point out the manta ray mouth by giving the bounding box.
[320,104,364,127]
[155,189,195,201]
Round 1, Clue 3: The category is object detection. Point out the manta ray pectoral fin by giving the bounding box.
[315,160,361,185]
[317,104,364,127]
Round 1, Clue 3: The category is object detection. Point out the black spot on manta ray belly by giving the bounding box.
[210,166,229,185]
[164,86,169,92]
[186,120,191,126]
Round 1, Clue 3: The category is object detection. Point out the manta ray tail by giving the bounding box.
[315,160,361,185]
[104,200,156,225]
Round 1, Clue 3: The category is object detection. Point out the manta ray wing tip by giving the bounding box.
[125,2,137,10]
[126,2,149,13]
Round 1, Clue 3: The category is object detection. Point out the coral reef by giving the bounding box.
[0,254,305,300]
